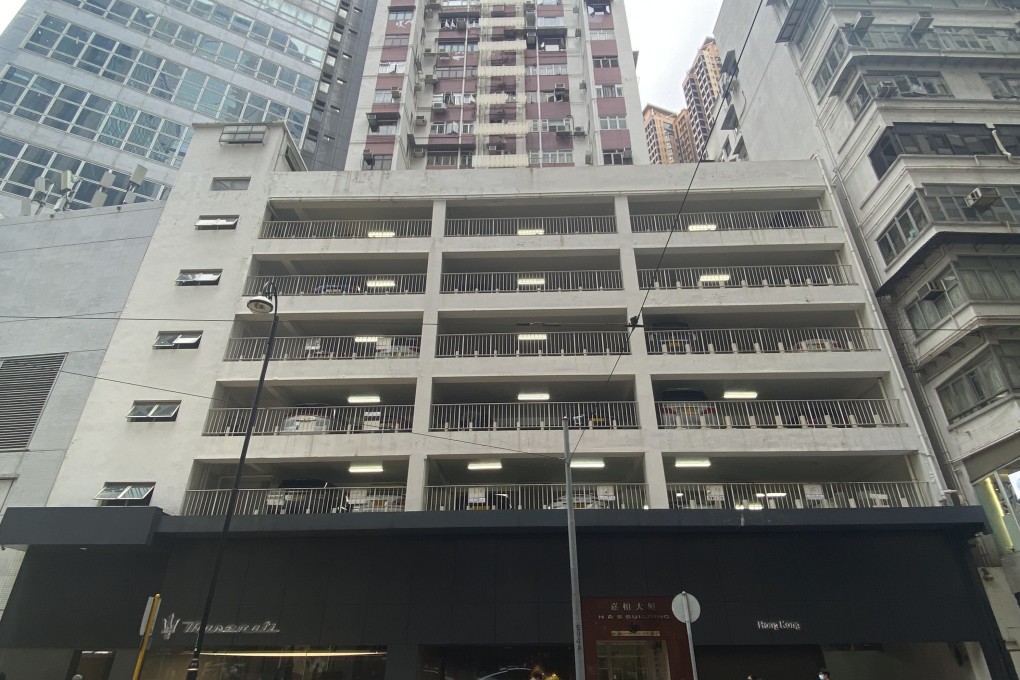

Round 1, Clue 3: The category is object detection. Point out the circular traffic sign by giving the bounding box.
[671,591,701,623]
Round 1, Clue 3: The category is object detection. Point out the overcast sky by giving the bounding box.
[0,0,721,112]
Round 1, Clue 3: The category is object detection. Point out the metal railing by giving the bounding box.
[259,219,432,239]
[444,216,616,236]
[430,402,639,431]
[645,327,876,355]
[203,405,414,435]
[638,264,853,289]
[424,483,648,511]
[244,274,427,296]
[224,335,422,361]
[631,210,831,233]
[180,486,407,516]
[655,399,903,429]
[436,331,631,357]
[667,481,932,510]
[441,270,623,293]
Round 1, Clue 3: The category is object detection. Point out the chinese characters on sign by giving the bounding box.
[595,600,671,622]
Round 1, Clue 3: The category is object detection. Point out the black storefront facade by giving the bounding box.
[0,506,1013,680]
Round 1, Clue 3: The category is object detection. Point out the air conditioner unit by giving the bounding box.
[584,153,593,165]
[622,149,633,163]
[424,47,435,57]
[391,87,401,99]
[555,125,570,137]
[432,101,447,112]
[579,81,587,91]
[366,113,380,132]
[425,74,437,85]
[415,115,427,126]
[412,146,427,158]
[910,11,933,33]
[573,126,586,137]
[875,80,898,98]
[965,187,1001,210]
[554,83,567,91]
[919,281,945,301]
[456,18,467,30]
[486,143,504,153]
[363,149,375,166]
[852,10,874,33]
[574,28,581,37]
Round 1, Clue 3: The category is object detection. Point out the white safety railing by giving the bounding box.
[655,399,903,429]
[224,335,422,361]
[180,486,407,516]
[430,402,639,431]
[259,219,432,239]
[203,405,414,435]
[631,210,832,233]
[424,483,649,511]
[667,481,932,510]
[638,264,854,289]
[441,270,623,293]
[436,331,631,357]
[244,274,427,296]
[645,328,876,355]
[445,215,616,236]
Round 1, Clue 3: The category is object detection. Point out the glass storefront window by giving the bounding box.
[142,648,386,680]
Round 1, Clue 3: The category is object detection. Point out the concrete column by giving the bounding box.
[411,199,446,435]
[403,452,428,511]
[644,450,669,509]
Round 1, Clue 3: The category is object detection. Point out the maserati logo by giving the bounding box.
[161,613,181,641]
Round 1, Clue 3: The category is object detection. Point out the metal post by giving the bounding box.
[185,289,279,680]
[562,417,585,680]
[682,593,699,680]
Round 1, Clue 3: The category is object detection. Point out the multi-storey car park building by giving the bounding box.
[0,119,1015,679]
[0,0,376,217]
[705,0,1020,660]
[339,0,647,170]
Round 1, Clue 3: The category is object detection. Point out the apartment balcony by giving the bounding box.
[630,209,832,233]
[180,485,408,516]
[666,481,933,510]
[444,215,616,237]
[244,274,427,297]
[259,219,432,240]
[224,335,422,361]
[436,330,631,357]
[203,405,414,436]
[423,483,648,511]
[430,401,639,431]
[654,398,903,430]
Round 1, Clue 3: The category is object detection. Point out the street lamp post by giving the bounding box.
[562,417,585,680]
[184,283,279,680]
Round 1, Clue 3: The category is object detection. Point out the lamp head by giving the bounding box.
[246,295,275,314]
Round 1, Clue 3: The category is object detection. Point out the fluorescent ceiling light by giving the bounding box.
[757,492,787,498]
[747,502,764,511]
[517,228,545,236]
[468,460,503,471]
[518,333,548,341]
[517,277,546,286]
[674,457,712,468]
[366,279,396,288]
[349,463,384,473]
[570,458,605,469]
[723,390,758,399]
[517,392,550,401]
[348,395,381,404]
[366,231,396,238]
[699,273,731,283]
[354,336,379,343]
[688,223,718,231]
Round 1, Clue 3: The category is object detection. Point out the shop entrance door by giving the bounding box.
[596,641,669,680]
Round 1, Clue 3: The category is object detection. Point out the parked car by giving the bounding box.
[279,404,338,434]
[658,388,719,428]
[265,478,339,514]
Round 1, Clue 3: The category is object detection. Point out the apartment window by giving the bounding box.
[373,89,399,103]
[210,178,249,191]
[595,84,624,98]
[94,482,155,507]
[372,123,397,135]
[938,351,1010,422]
[426,152,472,168]
[530,118,571,133]
[379,61,407,74]
[363,154,392,170]
[589,30,615,41]
[383,35,410,46]
[922,184,1020,225]
[845,78,872,119]
[525,64,568,76]
[438,42,478,53]
[219,124,267,144]
[983,74,1020,100]
[431,121,463,134]
[956,255,1020,303]
[599,115,628,130]
[603,148,631,165]
[876,197,930,265]
[866,72,952,100]
[126,401,180,422]
[905,268,966,335]
[194,215,239,229]
[793,0,823,55]
[811,33,848,96]
[153,331,202,349]
[387,9,413,20]
[434,66,476,78]
[869,123,998,178]
[176,269,221,285]
[0,354,64,450]
[529,150,573,165]
[538,38,565,52]
[592,56,618,68]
